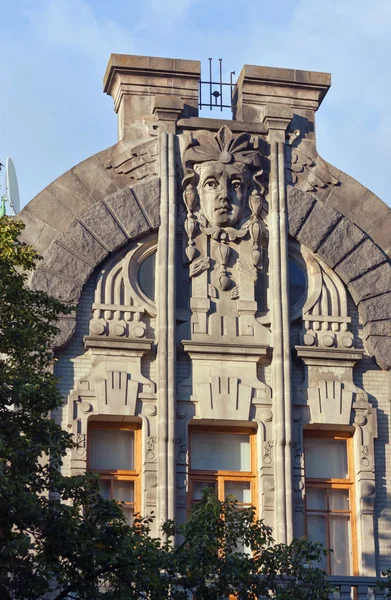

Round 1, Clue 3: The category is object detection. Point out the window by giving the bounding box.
[88,422,141,523]
[189,427,256,511]
[289,257,307,308]
[304,433,356,575]
[138,251,156,301]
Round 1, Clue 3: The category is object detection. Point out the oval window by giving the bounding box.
[289,258,306,307]
[138,252,156,301]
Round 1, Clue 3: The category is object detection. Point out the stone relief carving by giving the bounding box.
[308,379,353,425]
[300,248,354,351]
[196,376,253,420]
[105,138,158,182]
[180,125,270,345]
[88,236,156,343]
[285,133,339,193]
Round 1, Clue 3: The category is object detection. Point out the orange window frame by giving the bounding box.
[87,421,141,518]
[188,426,257,515]
[304,431,357,575]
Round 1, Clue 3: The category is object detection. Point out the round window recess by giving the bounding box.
[138,251,156,302]
[289,257,307,309]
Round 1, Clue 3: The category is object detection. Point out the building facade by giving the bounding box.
[20,54,391,593]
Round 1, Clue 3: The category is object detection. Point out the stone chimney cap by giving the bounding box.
[103,53,201,94]
[239,64,331,86]
[233,64,331,120]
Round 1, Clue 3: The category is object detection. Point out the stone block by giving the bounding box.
[347,192,390,234]
[287,186,316,237]
[50,170,95,214]
[367,212,391,255]
[19,209,47,246]
[296,200,341,251]
[131,177,161,229]
[31,269,83,304]
[317,217,366,268]
[72,156,119,202]
[359,292,391,325]
[364,320,391,338]
[25,188,75,232]
[79,201,128,251]
[42,242,96,284]
[54,316,77,349]
[35,223,58,253]
[348,263,391,304]
[105,188,151,238]
[335,239,387,283]
[365,336,391,371]
[325,172,369,218]
[57,220,108,266]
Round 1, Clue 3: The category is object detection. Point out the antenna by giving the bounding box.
[5,158,20,215]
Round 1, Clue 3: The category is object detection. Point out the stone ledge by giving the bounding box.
[84,336,154,352]
[182,340,270,359]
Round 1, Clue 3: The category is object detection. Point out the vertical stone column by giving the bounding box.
[156,132,176,524]
[263,106,294,544]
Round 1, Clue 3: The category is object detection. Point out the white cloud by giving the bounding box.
[24,0,134,59]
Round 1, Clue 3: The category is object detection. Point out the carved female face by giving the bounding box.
[196,161,250,227]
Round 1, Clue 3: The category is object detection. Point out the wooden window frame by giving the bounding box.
[304,431,357,575]
[188,426,257,515]
[87,421,141,519]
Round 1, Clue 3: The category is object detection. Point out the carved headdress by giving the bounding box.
[183,125,264,189]
[182,126,266,270]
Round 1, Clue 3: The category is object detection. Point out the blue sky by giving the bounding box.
[1,0,391,210]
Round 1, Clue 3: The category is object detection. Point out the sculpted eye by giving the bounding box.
[205,179,218,189]
[231,180,242,190]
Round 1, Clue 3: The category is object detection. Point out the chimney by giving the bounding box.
[104,54,201,140]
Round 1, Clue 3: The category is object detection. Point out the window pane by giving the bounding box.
[304,438,348,479]
[289,258,307,307]
[138,252,156,301]
[191,433,250,471]
[307,515,327,571]
[225,481,251,503]
[306,488,326,511]
[90,429,134,471]
[123,507,134,526]
[330,516,351,575]
[98,479,111,499]
[192,481,216,500]
[113,480,134,503]
[329,489,349,511]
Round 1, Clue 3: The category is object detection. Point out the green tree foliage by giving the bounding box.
[0,217,330,599]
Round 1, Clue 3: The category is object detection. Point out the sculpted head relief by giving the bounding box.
[195,161,250,227]
[183,125,265,229]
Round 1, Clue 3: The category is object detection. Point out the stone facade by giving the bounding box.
[20,54,391,579]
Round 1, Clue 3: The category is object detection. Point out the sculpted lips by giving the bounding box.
[217,201,230,214]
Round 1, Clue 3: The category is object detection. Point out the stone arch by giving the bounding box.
[287,178,391,370]
[22,169,160,347]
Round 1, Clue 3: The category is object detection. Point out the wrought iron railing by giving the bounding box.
[199,58,235,112]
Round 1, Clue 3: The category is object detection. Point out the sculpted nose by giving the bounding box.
[219,183,229,201]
